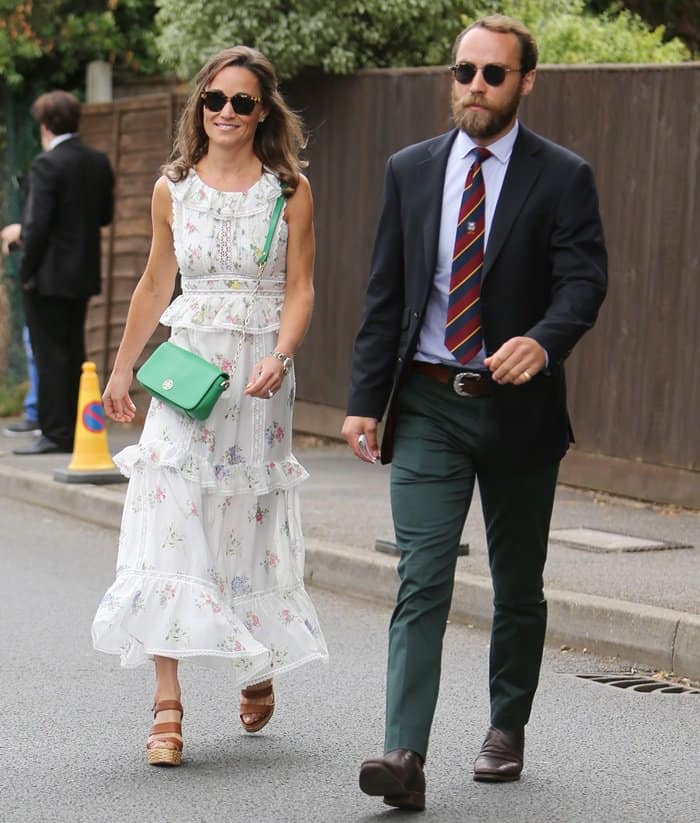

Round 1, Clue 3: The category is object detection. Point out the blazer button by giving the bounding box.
[413,312,420,318]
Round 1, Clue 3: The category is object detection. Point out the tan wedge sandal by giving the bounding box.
[239,682,275,733]
[147,699,184,766]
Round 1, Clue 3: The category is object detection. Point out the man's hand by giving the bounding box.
[484,336,546,385]
[342,415,380,463]
[1,223,21,256]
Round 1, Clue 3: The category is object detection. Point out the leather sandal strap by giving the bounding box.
[153,700,183,717]
[239,702,273,715]
[148,735,183,751]
[241,685,273,699]
[150,721,182,735]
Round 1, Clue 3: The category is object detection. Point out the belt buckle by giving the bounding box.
[453,371,482,397]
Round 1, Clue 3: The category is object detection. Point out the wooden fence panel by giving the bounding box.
[80,64,700,505]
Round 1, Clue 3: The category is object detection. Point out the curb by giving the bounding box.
[304,539,700,681]
[2,464,698,681]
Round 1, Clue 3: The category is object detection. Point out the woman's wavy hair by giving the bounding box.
[163,46,307,195]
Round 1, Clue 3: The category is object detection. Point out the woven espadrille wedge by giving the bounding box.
[239,682,275,733]
[147,699,184,766]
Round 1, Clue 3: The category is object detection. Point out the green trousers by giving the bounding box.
[384,371,559,760]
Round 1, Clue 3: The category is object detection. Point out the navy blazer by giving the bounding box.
[20,136,114,299]
[347,124,608,466]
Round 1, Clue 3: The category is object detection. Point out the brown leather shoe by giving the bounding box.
[359,748,426,810]
[473,726,524,782]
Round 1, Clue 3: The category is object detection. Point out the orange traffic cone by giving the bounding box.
[53,361,126,484]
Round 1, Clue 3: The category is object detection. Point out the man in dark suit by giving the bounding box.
[342,15,607,810]
[11,90,114,454]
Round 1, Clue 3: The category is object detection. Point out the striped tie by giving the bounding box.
[445,147,491,364]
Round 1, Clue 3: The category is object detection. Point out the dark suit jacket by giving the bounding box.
[347,124,608,466]
[20,136,114,298]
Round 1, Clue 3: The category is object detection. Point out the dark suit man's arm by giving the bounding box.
[526,161,608,364]
[347,158,405,419]
[99,158,115,226]
[19,155,56,285]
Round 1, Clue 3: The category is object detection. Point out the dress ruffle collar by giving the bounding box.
[169,168,282,218]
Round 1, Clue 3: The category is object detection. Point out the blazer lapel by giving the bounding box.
[483,126,544,279]
[418,130,458,278]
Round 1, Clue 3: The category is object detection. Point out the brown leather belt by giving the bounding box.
[411,361,493,397]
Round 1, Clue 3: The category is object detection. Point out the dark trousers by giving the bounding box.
[384,371,559,760]
[23,291,88,450]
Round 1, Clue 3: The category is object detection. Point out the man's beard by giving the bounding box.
[451,88,521,139]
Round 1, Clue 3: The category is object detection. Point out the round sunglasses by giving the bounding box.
[200,90,261,115]
[450,62,522,87]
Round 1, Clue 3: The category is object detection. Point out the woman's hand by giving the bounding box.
[245,355,286,400]
[103,369,137,422]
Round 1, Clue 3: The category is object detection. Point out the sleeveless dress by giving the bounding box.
[91,170,328,684]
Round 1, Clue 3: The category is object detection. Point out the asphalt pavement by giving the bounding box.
[2,495,699,823]
[1,419,699,682]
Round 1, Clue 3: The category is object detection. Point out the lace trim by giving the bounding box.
[169,170,282,217]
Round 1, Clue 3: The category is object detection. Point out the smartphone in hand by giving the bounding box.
[357,434,377,464]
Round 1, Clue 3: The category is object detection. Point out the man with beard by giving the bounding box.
[342,15,607,810]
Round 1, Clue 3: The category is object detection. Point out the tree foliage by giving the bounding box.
[0,0,691,91]
[473,0,690,63]
[155,0,690,81]
[587,0,699,54]
[154,0,462,81]
[0,0,159,91]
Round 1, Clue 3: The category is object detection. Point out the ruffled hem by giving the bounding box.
[114,438,309,495]
[91,570,328,677]
[160,292,282,333]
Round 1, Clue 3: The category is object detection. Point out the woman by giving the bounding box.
[92,46,328,766]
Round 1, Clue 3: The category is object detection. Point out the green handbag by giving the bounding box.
[136,341,230,420]
[136,191,286,420]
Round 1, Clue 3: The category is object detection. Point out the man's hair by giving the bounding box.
[31,90,81,135]
[452,15,538,74]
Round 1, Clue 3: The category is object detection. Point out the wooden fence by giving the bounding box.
[81,63,700,507]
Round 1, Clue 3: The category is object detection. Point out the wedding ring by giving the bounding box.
[523,370,532,380]
[267,389,274,398]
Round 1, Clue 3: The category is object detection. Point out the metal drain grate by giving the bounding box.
[550,527,692,553]
[577,673,700,694]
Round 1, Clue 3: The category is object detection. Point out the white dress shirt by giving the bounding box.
[415,121,519,368]
[48,133,77,150]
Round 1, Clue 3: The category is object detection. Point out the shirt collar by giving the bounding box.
[48,133,77,150]
[456,120,519,164]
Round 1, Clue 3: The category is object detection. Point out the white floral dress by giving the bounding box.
[92,170,328,683]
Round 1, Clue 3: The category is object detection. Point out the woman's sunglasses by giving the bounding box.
[200,90,261,115]
[450,62,522,87]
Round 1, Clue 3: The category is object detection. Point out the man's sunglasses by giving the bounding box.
[200,90,261,115]
[450,62,522,87]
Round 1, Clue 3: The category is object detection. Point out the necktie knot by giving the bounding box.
[473,146,491,164]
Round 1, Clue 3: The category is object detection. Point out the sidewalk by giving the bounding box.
[1,419,698,680]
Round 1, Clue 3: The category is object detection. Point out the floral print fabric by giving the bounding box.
[92,171,328,682]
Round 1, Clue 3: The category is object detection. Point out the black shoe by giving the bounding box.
[3,419,41,436]
[12,435,71,455]
[359,748,426,811]
[473,726,525,782]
